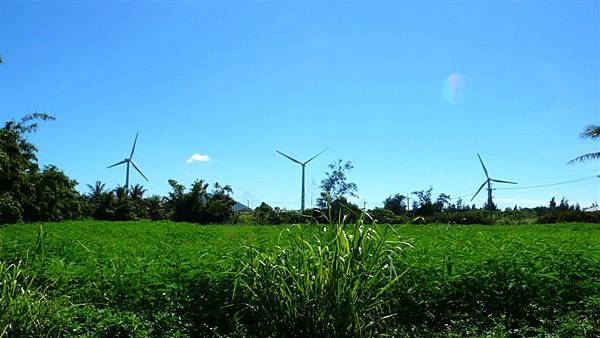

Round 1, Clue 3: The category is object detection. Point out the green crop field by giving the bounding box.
[1,221,600,337]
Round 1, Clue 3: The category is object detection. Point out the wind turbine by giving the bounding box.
[277,148,328,210]
[471,153,517,213]
[107,132,148,192]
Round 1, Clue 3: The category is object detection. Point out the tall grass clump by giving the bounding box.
[0,260,60,336]
[234,215,412,337]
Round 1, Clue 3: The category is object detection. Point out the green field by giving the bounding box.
[1,221,600,337]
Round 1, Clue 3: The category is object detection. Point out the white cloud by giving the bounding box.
[186,153,210,163]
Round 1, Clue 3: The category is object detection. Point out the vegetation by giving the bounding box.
[2,115,597,227]
[0,114,85,224]
[1,220,599,336]
[0,115,238,225]
[317,159,358,208]
[569,124,600,163]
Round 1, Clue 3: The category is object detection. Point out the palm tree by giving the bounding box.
[568,124,600,163]
[114,186,129,201]
[130,184,146,201]
[87,181,106,203]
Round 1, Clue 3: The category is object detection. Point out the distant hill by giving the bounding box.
[233,200,252,212]
[206,193,252,212]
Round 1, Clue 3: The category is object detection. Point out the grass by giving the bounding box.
[1,220,599,336]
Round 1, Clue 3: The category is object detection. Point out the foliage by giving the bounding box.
[430,210,493,225]
[253,203,320,225]
[254,202,281,225]
[411,187,434,215]
[383,194,407,215]
[0,114,84,224]
[0,260,62,336]
[0,193,22,223]
[2,221,600,336]
[317,160,358,208]
[142,195,169,221]
[367,207,408,224]
[235,222,411,336]
[539,210,600,224]
[569,124,600,163]
[205,183,237,223]
[167,179,236,224]
[29,165,84,221]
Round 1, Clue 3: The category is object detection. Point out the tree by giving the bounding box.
[569,124,600,163]
[130,184,146,201]
[29,165,84,221]
[254,202,281,225]
[0,113,87,224]
[482,200,498,212]
[113,186,137,220]
[205,183,236,223]
[433,193,451,212]
[383,194,407,215]
[166,179,236,224]
[143,195,168,221]
[549,197,557,210]
[0,114,55,202]
[317,160,358,208]
[167,179,209,222]
[455,197,464,211]
[559,197,570,211]
[87,181,107,203]
[94,190,116,220]
[411,187,434,215]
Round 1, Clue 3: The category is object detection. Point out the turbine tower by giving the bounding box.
[471,153,517,212]
[107,132,148,192]
[277,148,328,210]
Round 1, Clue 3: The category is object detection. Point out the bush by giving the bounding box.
[538,210,600,224]
[254,202,281,225]
[367,208,408,224]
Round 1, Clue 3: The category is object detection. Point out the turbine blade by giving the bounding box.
[470,180,488,201]
[276,150,302,165]
[107,160,127,169]
[129,132,138,159]
[491,178,517,184]
[130,161,148,181]
[304,147,329,165]
[477,153,489,178]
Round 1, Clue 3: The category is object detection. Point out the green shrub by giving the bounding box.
[367,207,408,224]
[539,210,600,224]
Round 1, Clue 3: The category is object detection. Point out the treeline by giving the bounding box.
[0,114,83,223]
[1,114,598,225]
[246,187,599,225]
[0,114,238,224]
[85,180,237,223]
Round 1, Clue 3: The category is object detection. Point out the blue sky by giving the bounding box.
[1,1,598,209]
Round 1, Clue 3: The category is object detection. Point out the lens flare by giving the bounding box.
[443,73,465,105]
